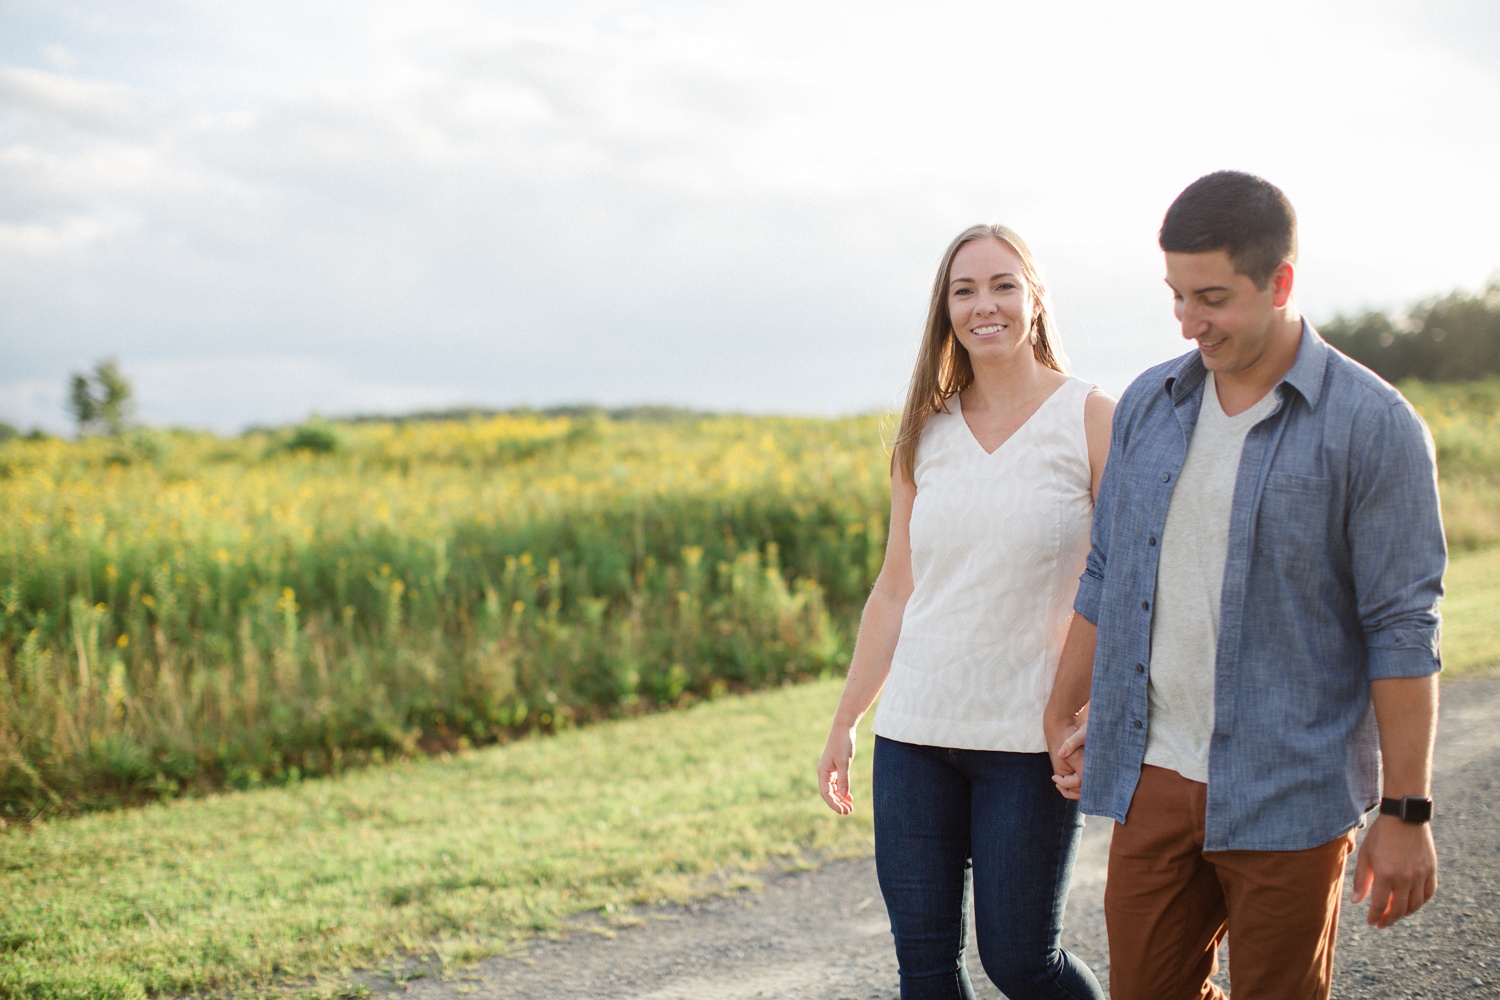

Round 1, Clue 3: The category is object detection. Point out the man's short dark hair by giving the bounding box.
[1159,171,1297,288]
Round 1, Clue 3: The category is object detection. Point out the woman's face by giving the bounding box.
[946,238,1035,362]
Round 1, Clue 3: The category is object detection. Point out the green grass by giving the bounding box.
[1442,544,1500,676]
[0,678,875,1000]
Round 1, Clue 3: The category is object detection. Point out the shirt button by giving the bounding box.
[1148,536,1157,547]
[1141,600,1150,611]
[1160,472,1171,483]
[1136,663,1145,673]
[1132,719,1143,729]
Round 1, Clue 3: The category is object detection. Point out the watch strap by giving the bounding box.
[1379,796,1433,824]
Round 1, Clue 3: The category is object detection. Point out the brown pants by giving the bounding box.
[1104,765,1355,1000]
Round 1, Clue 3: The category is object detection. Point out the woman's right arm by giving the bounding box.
[1044,388,1117,798]
[817,465,917,815]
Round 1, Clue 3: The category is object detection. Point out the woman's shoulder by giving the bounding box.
[909,395,967,472]
[1061,373,1099,396]
[920,394,963,432]
[1055,375,1115,418]
[1078,378,1116,412]
[1039,375,1100,424]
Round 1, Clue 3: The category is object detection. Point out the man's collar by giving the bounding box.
[1163,319,1328,409]
[1281,319,1329,408]
[1163,351,1206,405]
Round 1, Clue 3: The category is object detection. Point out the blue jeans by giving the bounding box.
[873,736,1104,1000]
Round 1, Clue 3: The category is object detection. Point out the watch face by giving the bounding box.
[1383,796,1433,823]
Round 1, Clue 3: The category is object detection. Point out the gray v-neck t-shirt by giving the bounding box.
[1143,373,1279,783]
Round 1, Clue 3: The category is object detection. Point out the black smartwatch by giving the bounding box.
[1379,796,1433,824]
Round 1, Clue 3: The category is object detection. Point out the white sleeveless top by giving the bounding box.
[872,376,1096,752]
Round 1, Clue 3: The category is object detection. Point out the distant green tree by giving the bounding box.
[0,421,19,444]
[69,374,98,431]
[68,358,135,436]
[1323,279,1500,382]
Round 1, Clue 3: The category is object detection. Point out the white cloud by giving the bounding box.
[0,64,147,134]
[0,141,164,201]
[40,44,79,72]
[0,214,119,256]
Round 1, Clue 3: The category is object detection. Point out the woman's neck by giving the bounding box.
[962,352,1062,415]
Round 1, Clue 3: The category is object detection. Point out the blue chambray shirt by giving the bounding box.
[1075,322,1445,851]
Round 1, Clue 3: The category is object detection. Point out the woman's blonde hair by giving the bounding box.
[891,224,1067,482]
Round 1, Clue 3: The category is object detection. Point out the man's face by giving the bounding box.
[1164,249,1289,380]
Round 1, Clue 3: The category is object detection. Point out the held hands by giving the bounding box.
[1351,814,1438,928]
[818,727,857,815]
[1046,703,1089,801]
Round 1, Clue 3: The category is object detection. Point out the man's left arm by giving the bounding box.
[1347,397,1446,928]
[1352,674,1438,928]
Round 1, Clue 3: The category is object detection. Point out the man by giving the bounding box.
[1044,171,1444,1000]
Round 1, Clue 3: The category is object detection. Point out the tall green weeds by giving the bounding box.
[1400,378,1500,550]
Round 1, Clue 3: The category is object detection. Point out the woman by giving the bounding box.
[817,224,1112,1000]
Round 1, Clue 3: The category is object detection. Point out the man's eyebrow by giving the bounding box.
[1163,278,1231,296]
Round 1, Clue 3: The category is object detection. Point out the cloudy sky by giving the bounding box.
[2,0,1497,434]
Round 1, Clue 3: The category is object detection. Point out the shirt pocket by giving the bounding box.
[1255,473,1336,571]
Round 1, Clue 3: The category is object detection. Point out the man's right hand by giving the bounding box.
[1352,813,1438,928]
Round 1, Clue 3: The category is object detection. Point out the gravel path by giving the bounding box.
[372,674,1500,999]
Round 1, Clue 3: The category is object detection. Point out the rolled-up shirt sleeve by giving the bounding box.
[1074,543,1107,625]
[1349,397,1446,679]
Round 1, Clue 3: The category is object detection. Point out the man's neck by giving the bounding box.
[1214,312,1302,416]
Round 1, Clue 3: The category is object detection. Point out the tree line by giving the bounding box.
[1321,278,1500,383]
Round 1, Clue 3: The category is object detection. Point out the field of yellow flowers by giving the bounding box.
[3,381,1496,818]
[0,412,891,816]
